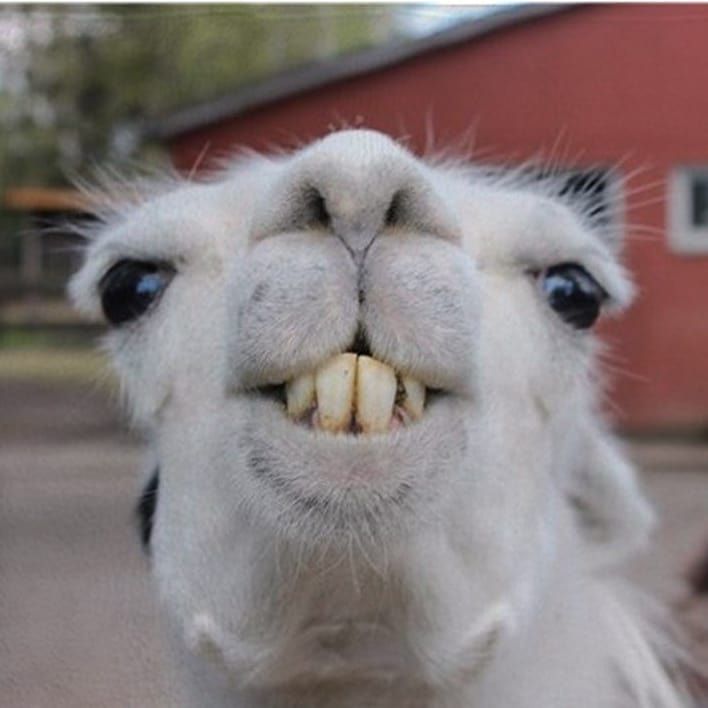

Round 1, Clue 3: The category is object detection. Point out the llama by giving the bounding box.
[70,130,692,707]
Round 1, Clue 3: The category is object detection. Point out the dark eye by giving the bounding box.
[99,260,174,326]
[541,263,607,330]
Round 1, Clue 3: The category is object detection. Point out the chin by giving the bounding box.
[216,391,473,543]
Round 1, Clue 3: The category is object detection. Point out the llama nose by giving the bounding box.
[303,185,404,264]
[251,130,461,261]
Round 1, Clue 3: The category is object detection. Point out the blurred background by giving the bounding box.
[1,4,707,705]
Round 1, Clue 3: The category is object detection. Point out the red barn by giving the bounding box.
[155,5,708,433]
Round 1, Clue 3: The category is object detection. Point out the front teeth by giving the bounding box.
[356,356,397,434]
[314,353,357,433]
[286,372,315,419]
[285,353,426,434]
[401,376,425,421]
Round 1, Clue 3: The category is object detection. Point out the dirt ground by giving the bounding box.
[2,378,707,707]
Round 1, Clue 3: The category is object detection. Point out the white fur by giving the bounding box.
[70,130,692,707]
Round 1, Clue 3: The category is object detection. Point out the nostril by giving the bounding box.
[384,191,405,227]
[304,188,331,230]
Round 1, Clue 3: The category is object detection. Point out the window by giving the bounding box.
[668,166,708,254]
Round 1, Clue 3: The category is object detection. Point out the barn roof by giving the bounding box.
[151,4,567,141]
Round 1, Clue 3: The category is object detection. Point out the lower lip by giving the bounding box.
[245,391,457,458]
[234,393,468,535]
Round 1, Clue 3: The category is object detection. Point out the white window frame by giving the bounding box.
[668,166,708,254]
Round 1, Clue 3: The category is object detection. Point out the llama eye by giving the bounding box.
[99,259,174,326]
[541,263,607,330]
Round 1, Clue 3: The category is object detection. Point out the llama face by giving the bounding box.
[70,130,645,689]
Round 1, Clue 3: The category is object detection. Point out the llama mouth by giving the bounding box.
[257,353,431,436]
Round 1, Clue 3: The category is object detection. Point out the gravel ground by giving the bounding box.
[0,380,169,707]
[1,379,707,706]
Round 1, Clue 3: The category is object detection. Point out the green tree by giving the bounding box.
[0,4,399,187]
[0,4,399,272]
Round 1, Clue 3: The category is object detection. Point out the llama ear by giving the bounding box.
[564,424,655,568]
[538,167,625,254]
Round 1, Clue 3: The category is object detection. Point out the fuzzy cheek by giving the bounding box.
[105,331,173,424]
[103,281,227,425]
[476,276,593,423]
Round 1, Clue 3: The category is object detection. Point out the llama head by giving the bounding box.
[69,130,656,694]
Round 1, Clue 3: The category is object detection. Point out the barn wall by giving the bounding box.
[168,5,708,433]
